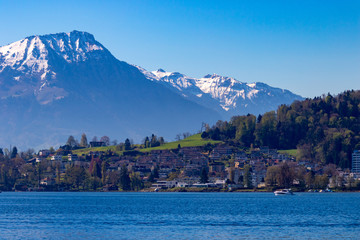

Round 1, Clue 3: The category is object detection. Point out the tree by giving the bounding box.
[183,132,191,139]
[101,161,107,185]
[305,171,315,189]
[100,136,110,146]
[278,162,294,188]
[314,175,329,189]
[200,168,208,183]
[265,165,280,187]
[80,133,88,147]
[243,165,253,188]
[124,138,131,150]
[65,166,86,190]
[143,137,150,148]
[175,134,182,141]
[49,147,55,154]
[56,165,61,184]
[130,172,143,191]
[152,167,159,179]
[10,146,18,159]
[66,136,78,148]
[90,159,102,179]
[119,166,131,191]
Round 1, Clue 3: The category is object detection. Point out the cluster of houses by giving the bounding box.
[30,142,360,190]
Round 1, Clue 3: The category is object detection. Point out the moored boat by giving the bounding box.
[274,189,294,195]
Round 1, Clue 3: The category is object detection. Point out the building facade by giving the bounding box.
[352,150,360,174]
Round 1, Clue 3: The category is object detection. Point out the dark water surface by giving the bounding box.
[0,192,360,239]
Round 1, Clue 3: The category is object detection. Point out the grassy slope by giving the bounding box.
[72,134,222,156]
[278,149,298,158]
[73,145,122,156]
[140,134,222,152]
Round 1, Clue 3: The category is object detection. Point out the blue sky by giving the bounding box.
[0,0,359,97]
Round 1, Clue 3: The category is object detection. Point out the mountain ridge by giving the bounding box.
[0,31,303,149]
[136,66,303,116]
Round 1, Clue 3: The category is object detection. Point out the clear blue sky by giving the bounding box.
[1,0,359,97]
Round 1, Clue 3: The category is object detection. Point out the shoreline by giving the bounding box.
[4,188,360,193]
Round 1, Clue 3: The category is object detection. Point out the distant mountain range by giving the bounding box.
[137,67,303,117]
[0,30,302,149]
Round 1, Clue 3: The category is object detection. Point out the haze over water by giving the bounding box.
[1,192,360,239]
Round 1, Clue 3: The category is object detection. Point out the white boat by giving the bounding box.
[274,189,294,195]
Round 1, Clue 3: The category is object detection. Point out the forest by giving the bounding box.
[202,90,360,169]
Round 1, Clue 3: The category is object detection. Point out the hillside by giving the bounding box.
[203,90,360,169]
[139,134,222,152]
[72,134,222,156]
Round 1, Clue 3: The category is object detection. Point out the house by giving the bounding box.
[39,149,51,157]
[36,157,44,163]
[51,154,62,161]
[40,177,55,186]
[152,180,178,189]
[214,179,226,188]
[352,150,360,174]
[89,141,106,148]
[176,182,188,187]
[68,154,79,161]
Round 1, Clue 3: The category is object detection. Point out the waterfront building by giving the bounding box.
[352,150,360,174]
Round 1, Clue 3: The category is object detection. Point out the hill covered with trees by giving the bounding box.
[202,90,360,169]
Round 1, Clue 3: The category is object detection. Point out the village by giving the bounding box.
[21,137,360,192]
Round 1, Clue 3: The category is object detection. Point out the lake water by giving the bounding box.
[0,192,360,239]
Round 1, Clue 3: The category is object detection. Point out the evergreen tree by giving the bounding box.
[153,167,159,179]
[148,172,155,183]
[101,161,107,185]
[56,166,61,184]
[200,168,208,183]
[119,167,131,190]
[124,138,131,150]
[91,161,102,179]
[243,165,253,188]
[10,146,18,159]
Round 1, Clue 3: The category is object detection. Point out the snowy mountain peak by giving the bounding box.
[203,73,223,79]
[0,30,106,75]
[0,31,111,105]
[138,66,303,115]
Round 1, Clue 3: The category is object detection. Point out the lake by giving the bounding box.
[0,192,360,239]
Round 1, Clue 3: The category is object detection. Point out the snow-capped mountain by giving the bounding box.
[0,30,302,149]
[0,31,112,104]
[137,67,303,116]
[0,31,221,149]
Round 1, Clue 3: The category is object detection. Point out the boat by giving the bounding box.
[274,189,294,195]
